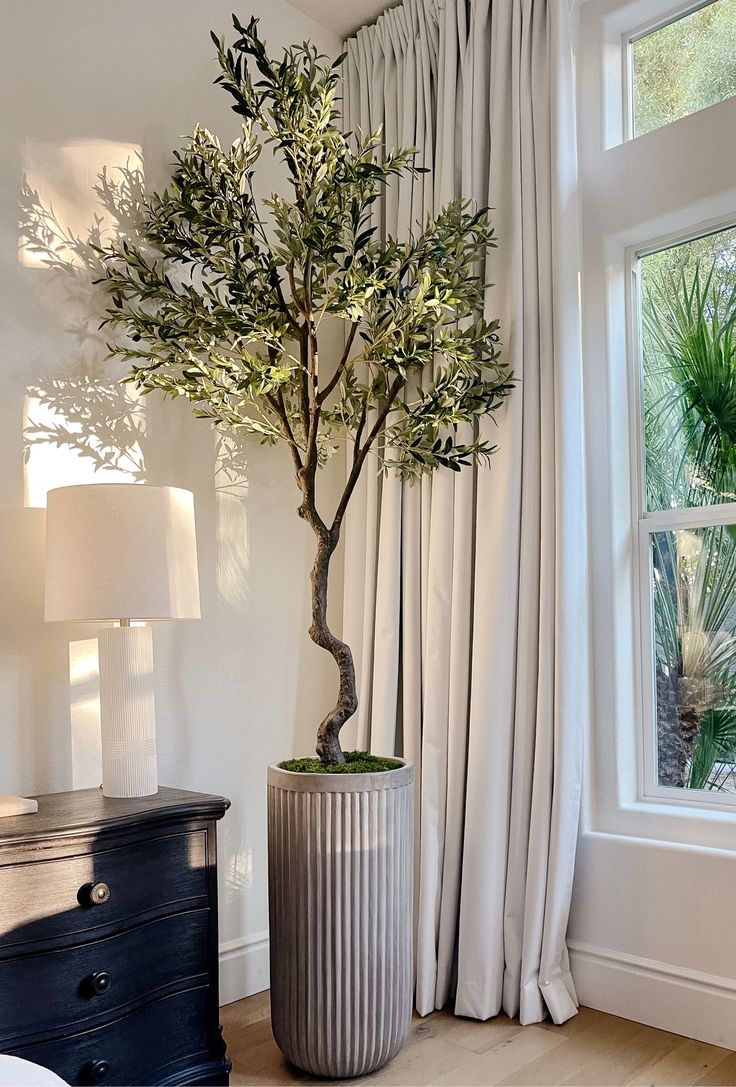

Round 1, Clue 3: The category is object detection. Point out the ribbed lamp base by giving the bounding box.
[98,625,158,798]
[267,761,414,1079]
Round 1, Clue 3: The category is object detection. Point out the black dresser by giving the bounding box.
[0,787,231,1086]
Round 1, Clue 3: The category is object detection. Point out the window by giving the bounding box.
[631,0,736,137]
[638,226,736,797]
[579,0,736,844]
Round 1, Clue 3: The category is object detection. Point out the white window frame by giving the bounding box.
[578,0,736,849]
[629,220,736,809]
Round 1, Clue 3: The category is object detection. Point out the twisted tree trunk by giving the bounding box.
[309,531,357,764]
[291,339,401,764]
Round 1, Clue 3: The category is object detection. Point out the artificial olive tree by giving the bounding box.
[96,16,512,765]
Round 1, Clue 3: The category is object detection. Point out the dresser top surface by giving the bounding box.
[0,786,230,845]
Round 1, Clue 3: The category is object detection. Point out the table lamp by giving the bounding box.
[44,483,200,798]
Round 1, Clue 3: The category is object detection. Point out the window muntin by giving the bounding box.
[632,0,736,138]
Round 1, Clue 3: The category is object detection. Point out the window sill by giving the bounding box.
[591,795,736,853]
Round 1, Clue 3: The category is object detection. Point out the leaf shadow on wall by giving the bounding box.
[20,154,150,497]
[19,152,252,502]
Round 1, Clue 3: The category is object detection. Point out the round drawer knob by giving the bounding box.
[79,882,111,907]
[90,882,111,906]
[88,1060,111,1083]
[87,971,112,997]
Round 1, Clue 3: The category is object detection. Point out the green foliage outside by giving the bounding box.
[634,0,736,136]
[641,225,736,320]
[642,241,736,510]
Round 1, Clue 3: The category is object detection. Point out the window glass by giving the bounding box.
[633,0,736,137]
[651,524,736,791]
[641,224,736,511]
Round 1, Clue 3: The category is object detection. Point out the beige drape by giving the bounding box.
[342,0,587,1024]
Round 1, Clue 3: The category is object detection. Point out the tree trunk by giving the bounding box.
[656,665,685,786]
[309,533,358,764]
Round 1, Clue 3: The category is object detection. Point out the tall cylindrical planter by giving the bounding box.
[267,760,414,1079]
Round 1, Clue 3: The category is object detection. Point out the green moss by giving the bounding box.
[280,750,400,774]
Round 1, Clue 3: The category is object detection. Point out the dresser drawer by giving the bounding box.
[0,909,209,1045]
[9,986,212,1086]
[0,830,207,951]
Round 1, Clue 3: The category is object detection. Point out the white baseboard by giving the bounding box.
[569,940,736,1050]
[219,931,270,1006]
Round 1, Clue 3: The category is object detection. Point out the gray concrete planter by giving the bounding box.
[267,760,414,1079]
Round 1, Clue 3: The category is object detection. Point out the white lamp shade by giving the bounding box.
[44,484,201,622]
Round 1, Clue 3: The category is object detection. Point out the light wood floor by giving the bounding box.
[221,992,736,1087]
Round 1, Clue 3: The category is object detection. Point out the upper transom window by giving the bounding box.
[632,0,736,138]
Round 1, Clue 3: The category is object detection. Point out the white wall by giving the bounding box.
[0,0,342,1003]
[570,833,736,1047]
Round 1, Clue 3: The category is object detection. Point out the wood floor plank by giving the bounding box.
[228,1017,313,1085]
[498,1007,640,1086]
[414,1009,524,1055]
[694,1050,736,1085]
[345,1020,472,1086]
[432,1026,568,1086]
[221,991,736,1087]
[560,1020,687,1087]
[625,1039,734,1086]
[222,990,271,1031]
[534,1006,613,1038]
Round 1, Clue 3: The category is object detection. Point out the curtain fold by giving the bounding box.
[343,0,586,1025]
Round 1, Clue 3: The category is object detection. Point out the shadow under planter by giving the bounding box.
[267,760,414,1079]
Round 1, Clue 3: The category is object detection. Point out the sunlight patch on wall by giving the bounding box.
[69,637,102,790]
[23,383,145,508]
[19,138,142,268]
[19,137,148,508]
[215,432,251,610]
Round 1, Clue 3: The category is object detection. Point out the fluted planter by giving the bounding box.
[267,760,414,1079]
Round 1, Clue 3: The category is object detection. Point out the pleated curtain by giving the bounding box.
[341,0,587,1025]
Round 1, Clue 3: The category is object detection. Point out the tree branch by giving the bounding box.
[352,394,368,463]
[245,174,301,335]
[287,261,303,314]
[317,321,358,406]
[295,324,310,440]
[331,374,404,535]
[301,254,323,484]
[266,389,303,475]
